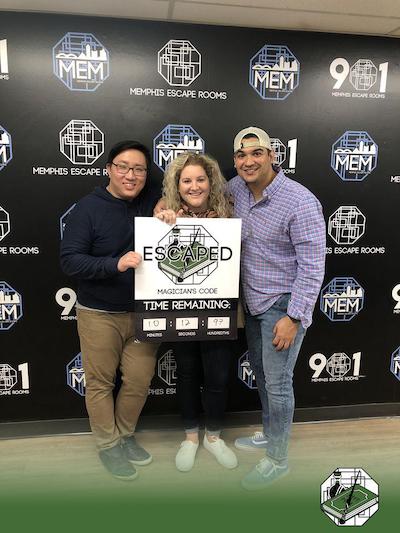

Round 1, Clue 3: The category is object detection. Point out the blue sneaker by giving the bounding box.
[234,431,268,452]
[241,457,289,491]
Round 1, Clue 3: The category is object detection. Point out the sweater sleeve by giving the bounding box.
[60,203,120,280]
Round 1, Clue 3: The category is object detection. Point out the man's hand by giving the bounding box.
[272,316,299,351]
[155,209,178,225]
[117,252,142,272]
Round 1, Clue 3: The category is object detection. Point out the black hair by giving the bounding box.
[106,140,151,170]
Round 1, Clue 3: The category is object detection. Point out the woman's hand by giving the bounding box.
[155,209,177,225]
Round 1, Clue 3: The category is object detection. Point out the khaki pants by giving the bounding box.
[77,308,157,450]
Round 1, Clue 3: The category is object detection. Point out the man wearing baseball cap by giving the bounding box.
[229,127,326,489]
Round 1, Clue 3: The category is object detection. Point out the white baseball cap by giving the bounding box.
[233,127,272,153]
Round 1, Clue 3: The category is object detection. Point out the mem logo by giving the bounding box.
[147,224,227,285]
[158,40,201,86]
[328,206,366,245]
[249,44,300,100]
[59,120,104,165]
[238,351,257,390]
[0,282,23,331]
[390,347,400,381]
[320,277,364,322]
[53,32,110,92]
[331,131,378,181]
[0,125,12,171]
[321,468,379,526]
[153,124,205,172]
[66,353,85,396]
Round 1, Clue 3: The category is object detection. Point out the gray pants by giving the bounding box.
[77,308,157,450]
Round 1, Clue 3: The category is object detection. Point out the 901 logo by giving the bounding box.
[330,57,388,99]
[0,362,30,395]
[309,352,363,383]
[55,287,77,320]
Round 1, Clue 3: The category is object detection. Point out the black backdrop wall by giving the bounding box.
[1,11,399,425]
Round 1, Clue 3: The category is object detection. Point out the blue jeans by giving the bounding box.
[245,294,305,463]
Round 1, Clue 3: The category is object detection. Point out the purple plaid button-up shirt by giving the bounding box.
[228,168,326,328]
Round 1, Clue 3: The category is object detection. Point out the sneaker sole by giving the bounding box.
[241,467,290,491]
[112,471,139,481]
[127,456,153,466]
[234,442,268,452]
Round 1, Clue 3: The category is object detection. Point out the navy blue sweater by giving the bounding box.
[60,185,157,312]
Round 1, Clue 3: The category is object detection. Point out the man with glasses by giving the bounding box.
[229,127,326,489]
[61,140,160,481]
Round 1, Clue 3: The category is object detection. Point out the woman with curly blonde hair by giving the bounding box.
[156,152,237,473]
[161,152,232,219]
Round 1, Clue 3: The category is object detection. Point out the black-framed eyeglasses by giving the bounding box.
[111,162,147,176]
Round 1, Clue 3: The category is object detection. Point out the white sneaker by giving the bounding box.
[175,440,199,472]
[203,435,238,469]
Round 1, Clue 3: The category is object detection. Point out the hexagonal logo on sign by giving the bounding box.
[249,44,300,100]
[157,224,219,285]
[350,59,377,91]
[270,138,286,166]
[238,351,257,390]
[0,363,17,391]
[321,467,379,526]
[158,40,201,86]
[66,352,86,396]
[0,205,11,242]
[390,347,400,381]
[0,124,12,171]
[153,124,205,172]
[158,349,177,386]
[331,131,378,181]
[0,282,23,331]
[53,32,110,92]
[328,206,366,245]
[326,353,351,379]
[320,277,364,322]
[59,203,76,240]
[59,120,104,165]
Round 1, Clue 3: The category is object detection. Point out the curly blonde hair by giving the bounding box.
[162,153,232,217]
